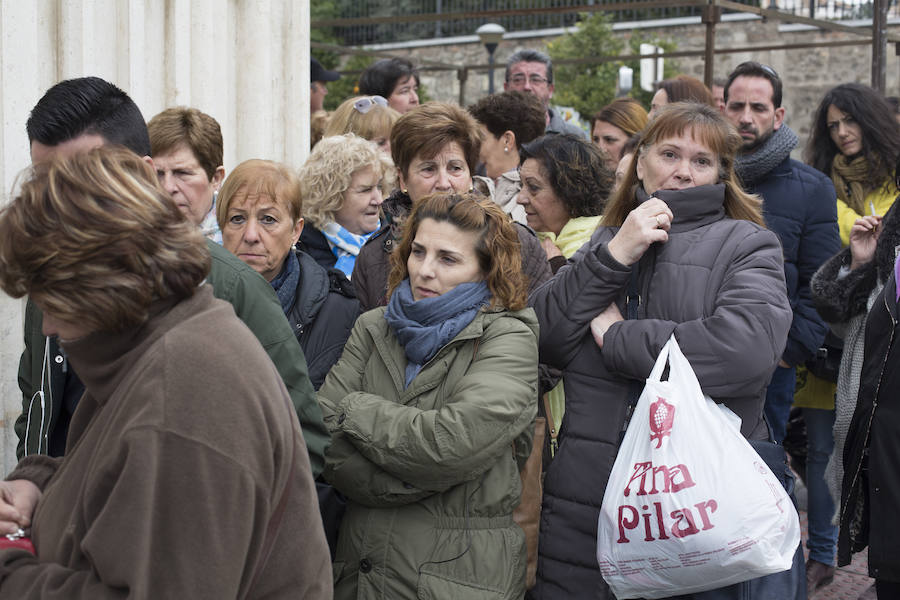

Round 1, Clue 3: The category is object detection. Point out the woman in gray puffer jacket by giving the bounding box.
[528,103,795,599]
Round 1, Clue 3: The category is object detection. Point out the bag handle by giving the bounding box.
[647,336,675,382]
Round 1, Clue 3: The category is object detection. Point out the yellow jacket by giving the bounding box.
[836,180,897,246]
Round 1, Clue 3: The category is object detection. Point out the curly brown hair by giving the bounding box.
[467,91,546,151]
[0,146,210,332]
[387,192,526,311]
[519,133,615,217]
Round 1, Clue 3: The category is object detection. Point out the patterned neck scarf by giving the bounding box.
[320,220,381,279]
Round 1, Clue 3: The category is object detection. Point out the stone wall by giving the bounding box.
[375,17,900,153]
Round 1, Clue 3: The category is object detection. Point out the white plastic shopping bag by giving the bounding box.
[596,336,800,599]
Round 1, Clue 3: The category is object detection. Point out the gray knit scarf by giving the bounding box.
[734,124,799,186]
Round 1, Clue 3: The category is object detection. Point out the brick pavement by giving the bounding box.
[800,510,875,599]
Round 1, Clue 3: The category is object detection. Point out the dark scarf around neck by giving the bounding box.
[270,251,300,315]
[636,183,727,233]
[384,279,491,388]
[734,124,798,186]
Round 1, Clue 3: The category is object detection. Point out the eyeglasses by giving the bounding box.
[353,96,388,114]
[508,74,550,87]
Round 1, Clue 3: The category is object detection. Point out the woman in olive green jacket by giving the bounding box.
[318,193,539,599]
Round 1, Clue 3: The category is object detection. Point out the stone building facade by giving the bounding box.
[371,15,900,151]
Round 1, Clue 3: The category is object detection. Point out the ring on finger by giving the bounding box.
[656,214,664,226]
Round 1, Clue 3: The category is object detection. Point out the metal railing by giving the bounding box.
[311,0,899,47]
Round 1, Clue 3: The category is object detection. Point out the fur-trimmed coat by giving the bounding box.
[811,198,900,521]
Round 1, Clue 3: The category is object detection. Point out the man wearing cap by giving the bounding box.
[311,58,340,112]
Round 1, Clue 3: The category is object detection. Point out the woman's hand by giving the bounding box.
[0,480,42,534]
[540,237,563,260]
[849,215,881,270]
[606,198,673,266]
[590,303,625,349]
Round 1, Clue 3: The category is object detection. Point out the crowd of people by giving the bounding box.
[0,47,895,600]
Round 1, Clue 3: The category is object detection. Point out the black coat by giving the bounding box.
[839,270,900,580]
[287,250,359,389]
[297,226,337,271]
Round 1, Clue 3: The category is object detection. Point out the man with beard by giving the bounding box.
[725,62,840,594]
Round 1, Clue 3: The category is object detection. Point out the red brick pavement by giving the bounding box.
[800,510,875,599]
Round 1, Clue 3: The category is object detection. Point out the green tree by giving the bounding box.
[311,0,342,69]
[548,13,676,119]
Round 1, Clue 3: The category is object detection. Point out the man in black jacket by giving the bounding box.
[724,61,841,594]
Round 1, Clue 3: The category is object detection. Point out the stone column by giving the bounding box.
[0,0,310,474]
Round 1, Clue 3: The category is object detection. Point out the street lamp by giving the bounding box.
[476,23,505,95]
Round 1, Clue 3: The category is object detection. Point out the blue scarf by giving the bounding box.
[384,279,491,387]
[269,252,300,315]
[321,220,380,278]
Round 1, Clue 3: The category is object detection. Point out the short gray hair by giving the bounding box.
[505,49,553,84]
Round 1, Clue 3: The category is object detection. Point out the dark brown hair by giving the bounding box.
[520,133,614,217]
[468,91,546,151]
[387,192,526,311]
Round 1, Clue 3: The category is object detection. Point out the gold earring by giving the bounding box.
[402,188,408,194]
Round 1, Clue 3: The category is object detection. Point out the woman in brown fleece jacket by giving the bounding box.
[0,148,332,599]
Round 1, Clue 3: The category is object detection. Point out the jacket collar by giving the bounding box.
[60,286,213,405]
[365,307,492,400]
[290,249,330,326]
[636,183,727,233]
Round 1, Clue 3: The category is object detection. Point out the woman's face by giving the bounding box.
[592,120,628,167]
[222,189,303,282]
[649,88,668,119]
[388,76,419,114]
[636,130,719,195]
[336,165,384,235]
[826,104,863,157]
[400,141,472,203]
[153,144,224,226]
[516,158,569,235]
[478,126,516,180]
[407,218,484,301]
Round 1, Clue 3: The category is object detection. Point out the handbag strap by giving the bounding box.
[619,265,642,444]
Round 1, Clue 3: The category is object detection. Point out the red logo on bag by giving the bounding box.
[649,397,676,449]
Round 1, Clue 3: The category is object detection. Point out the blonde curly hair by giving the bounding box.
[299,133,392,229]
